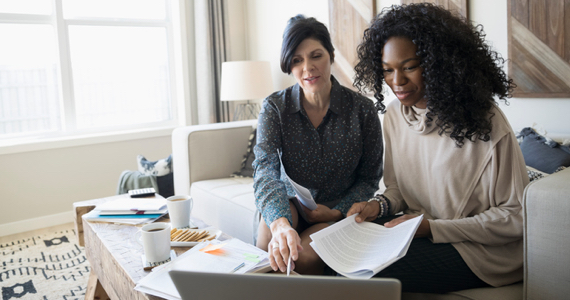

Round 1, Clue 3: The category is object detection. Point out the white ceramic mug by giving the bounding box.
[138,222,171,263]
[166,195,193,229]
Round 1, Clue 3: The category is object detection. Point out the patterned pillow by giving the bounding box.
[231,128,256,178]
[526,166,547,182]
[517,127,570,174]
[137,154,172,176]
[527,165,566,182]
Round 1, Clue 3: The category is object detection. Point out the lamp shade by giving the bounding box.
[220,61,274,101]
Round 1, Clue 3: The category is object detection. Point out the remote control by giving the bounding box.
[128,187,156,198]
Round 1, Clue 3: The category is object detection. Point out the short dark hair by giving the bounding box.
[280,15,335,74]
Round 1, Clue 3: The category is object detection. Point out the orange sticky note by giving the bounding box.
[199,243,226,254]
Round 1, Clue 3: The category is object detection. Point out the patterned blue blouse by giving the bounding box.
[253,76,383,226]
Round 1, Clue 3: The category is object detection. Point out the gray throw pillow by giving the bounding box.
[518,128,570,174]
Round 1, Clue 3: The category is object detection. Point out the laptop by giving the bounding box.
[169,270,401,300]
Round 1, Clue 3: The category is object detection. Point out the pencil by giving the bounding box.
[231,262,245,273]
[287,255,291,276]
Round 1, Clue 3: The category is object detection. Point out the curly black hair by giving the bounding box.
[354,3,515,147]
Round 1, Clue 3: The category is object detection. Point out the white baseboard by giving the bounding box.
[0,210,74,237]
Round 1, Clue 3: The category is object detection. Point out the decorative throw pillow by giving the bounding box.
[156,172,175,198]
[517,127,570,174]
[231,128,257,178]
[526,165,566,182]
[137,154,172,176]
[526,166,547,182]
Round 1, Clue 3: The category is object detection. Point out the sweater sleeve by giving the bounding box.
[380,104,408,214]
[331,103,384,215]
[430,132,529,245]
[253,99,292,226]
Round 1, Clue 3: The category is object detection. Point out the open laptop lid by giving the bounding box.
[169,270,401,300]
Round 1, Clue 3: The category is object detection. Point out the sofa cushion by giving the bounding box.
[232,128,257,178]
[402,282,522,300]
[517,127,570,174]
[191,177,256,244]
[523,167,570,299]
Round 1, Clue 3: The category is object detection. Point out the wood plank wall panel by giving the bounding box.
[546,1,564,57]
[529,0,547,42]
[509,0,570,97]
[512,0,529,27]
[328,0,376,91]
[566,0,570,62]
[401,0,468,20]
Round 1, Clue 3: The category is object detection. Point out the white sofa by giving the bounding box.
[172,120,570,300]
[172,120,258,244]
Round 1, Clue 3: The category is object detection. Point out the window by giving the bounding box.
[0,0,181,142]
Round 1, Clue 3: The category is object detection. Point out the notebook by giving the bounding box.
[169,270,401,300]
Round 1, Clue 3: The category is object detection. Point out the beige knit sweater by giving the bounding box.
[382,100,529,287]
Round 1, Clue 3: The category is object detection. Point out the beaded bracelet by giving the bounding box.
[367,194,391,219]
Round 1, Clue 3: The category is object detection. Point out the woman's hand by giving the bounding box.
[347,201,380,223]
[384,214,432,238]
[302,203,342,223]
[268,217,303,272]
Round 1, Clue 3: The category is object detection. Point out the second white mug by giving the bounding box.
[166,195,193,229]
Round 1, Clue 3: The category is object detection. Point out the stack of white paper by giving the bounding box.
[84,194,167,225]
[95,195,167,211]
[135,238,270,300]
[310,214,423,279]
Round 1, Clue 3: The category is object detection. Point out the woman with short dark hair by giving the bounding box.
[279,15,335,74]
[254,15,383,275]
[347,3,529,293]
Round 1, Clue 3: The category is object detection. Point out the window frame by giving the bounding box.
[0,0,192,154]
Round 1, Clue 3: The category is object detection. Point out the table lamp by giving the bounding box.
[220,61,274,121]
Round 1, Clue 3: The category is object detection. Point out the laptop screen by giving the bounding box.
[169,270,401,300]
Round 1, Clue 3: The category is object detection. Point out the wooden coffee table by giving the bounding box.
[74,195,227,300]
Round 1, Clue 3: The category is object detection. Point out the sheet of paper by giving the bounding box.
[95,195,166,211]
[310,214,423,279]
[286,176,318,210]
[277,151,317,210]
[213,239,269,274]
[98,208,168,215]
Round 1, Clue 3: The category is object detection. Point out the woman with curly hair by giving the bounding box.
[346,3,529,293]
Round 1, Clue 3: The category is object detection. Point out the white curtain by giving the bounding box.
[194,0,229,124]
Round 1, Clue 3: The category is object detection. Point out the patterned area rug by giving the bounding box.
[0,225,90,300]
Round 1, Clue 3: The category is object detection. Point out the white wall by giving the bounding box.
[0,136,172,236]
[245,0,329,92]
[226,0,248,61]
[244,0,570,135]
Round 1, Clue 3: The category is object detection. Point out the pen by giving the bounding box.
[231,262,245,273]
[286,255,291,276]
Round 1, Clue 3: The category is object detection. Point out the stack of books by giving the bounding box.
[83,194,168,225]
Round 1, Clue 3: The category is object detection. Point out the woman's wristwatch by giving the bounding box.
[367,194,390,219]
